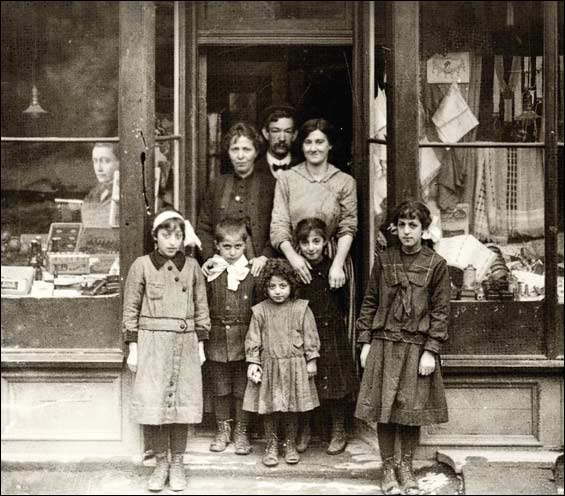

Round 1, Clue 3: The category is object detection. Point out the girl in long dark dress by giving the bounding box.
[295,218,358,455]
[355,201,451,495]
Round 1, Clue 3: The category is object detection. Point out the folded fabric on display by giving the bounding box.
[432,82,479,143]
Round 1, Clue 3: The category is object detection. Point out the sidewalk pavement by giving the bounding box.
[1,434,462,495]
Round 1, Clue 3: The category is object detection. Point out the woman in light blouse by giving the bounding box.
[270,118,357,289]
[270,117,358,453]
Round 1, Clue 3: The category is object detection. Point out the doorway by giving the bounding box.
[201,45,353,184]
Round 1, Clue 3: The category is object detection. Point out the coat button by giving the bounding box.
[168,266,173,271]
[225,325,231,330]
[175,276,179,282]
[180,323,186,330]
[182,287,187,292]
[170,382,174,387]
[226,305,230,310]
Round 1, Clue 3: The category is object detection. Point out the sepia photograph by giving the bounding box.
[1,1,563,494]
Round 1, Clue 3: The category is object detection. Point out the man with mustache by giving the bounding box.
[258,105,300,180]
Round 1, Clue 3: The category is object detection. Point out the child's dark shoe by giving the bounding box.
[284,438,300,464]
[147,453,169,492]
[262,435,279,467]
[381,456,401,495]
[209,420,232,452]
[168,453,187,491]
[397,454,419,495]
[296,423,311,453]
[326,426,347,455]
[233,421,252,455]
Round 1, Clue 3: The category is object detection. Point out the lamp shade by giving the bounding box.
[22,85,48,118]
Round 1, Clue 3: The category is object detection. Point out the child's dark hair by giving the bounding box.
[391,200,432,230]
[152,209,185,241]
[294,217,328,244]
[214,216,249,243]
[261,258,299,299]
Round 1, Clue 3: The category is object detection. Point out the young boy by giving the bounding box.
[205,216,259,455]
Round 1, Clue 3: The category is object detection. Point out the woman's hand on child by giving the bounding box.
[127,342,138,373]
[329,261,346,289]
[201,257,219,277]
[247,364,262,384]
[360,343,371,369]
[306,359,317,378]
[289,252,312,284]
[249,255,268,277]
[419,350,436,376]
[198,342,206,366]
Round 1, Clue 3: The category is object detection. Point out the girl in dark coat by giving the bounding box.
[355,201,451,495]
[295,218,358,455]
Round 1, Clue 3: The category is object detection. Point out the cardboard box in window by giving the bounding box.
[77,227,119,274]
[441,203,470,238]
[46,252,90,275]
[47,222,83,252]
[1,266,35,295]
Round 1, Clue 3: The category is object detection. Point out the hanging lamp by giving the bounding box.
[22,11,48,118]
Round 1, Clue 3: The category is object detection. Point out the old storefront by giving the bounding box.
[2,1,563,460]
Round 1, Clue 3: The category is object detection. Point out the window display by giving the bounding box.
[1,2,119,298]
[417,1,551,302]
[369,1,563,303]
[1,2,180,299]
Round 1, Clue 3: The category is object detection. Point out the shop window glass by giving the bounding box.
[418,1,546,302]
[1,2,120,298]
[155,1,179,212]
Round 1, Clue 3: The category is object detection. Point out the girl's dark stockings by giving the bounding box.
[146,424,188,455]
[377,423,421,458]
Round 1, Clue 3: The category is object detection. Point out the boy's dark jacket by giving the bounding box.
[206,269,258,362]
[356,245,450,354]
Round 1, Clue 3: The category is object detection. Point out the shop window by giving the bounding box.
[1,2,120,299]
[1,2,183,299]
[417,1,549,303]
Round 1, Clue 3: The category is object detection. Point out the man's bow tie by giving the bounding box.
[273,163,290,172]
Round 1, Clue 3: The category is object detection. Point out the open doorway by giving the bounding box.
[205,45,353,179]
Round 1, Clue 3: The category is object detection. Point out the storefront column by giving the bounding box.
[119,1,156,274]
[387,1,419,210]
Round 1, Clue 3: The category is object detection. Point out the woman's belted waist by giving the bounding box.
[138,315,195,333]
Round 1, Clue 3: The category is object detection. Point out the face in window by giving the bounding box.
[303,129,332,167]
[215,233,246,265]
[155,225,184,258]
[397,216,423,253]
[92,145,119,184]
[262,117,297,160]
[229,136,258,178]
[298,231,327,263]
[267,275,291,304]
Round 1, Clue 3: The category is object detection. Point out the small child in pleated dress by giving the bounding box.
[243,258,320,467]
